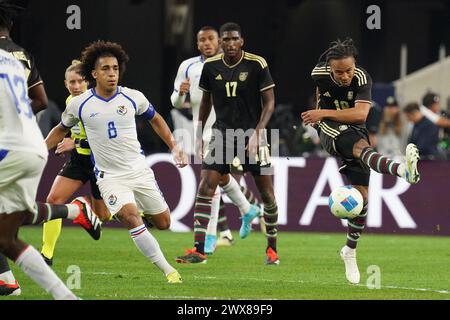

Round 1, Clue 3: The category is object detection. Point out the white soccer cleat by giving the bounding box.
[405,143,420,184]
[340,246,360,284]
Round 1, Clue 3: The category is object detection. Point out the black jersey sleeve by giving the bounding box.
[199,62,211,92]
[259,65,275,92]
[354,68,372,103]
[27,53,43,89]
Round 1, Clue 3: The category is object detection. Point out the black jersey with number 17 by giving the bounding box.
[311,62,372,112]
[199,51,275,132]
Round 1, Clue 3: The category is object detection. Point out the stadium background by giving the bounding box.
[11,0,450,235]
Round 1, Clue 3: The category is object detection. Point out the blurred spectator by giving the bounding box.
[403,102,441,159]
[36,99,61,136]
[365,100,382,147]
[377,96,404,158]
[420,91,450,128]
[420,91,450,158]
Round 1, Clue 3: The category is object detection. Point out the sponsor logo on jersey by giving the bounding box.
[348,91,353,100]
[117,105,127,115]
[239,72,248,82]
[215,74,223,80]
[108,194,117,205]
[90,112,99,118]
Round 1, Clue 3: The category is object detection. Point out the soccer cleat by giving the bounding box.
[72,196,102,240]
[166,270,183,284]
[265,247,280,265]
[176,248,207,264]
[41,253,53,266]
[340,246,360,284]
[405,143,420,184]
[204,234,217,255]
[0,280,21,296]
[216,235,235,247]
[239,205,260,239]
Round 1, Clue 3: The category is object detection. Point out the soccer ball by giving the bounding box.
[328,185,363,219]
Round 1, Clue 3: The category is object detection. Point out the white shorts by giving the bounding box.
[97,168,168,216]
[0,150,47,215]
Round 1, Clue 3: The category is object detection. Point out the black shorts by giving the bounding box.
[58,150,102,199]
[202,134,273,176]
[317,120,371,186]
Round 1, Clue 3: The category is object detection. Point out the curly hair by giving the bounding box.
[0,0,23,31]
[318,38,358,69]
[80,40,129,83]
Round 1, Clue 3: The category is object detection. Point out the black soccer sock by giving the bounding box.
[0,254,11,274]
[217,198,230,232]
[360,147,401,177]
[194,195,212,254]
[22,202,69,225]
[346,202,368,249]
[264,201,278,252]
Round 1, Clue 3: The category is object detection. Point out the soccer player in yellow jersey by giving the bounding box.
[41,61,110,266]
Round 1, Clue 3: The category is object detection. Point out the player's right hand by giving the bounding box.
[55,138,76,155]
[179,78,190,96]
[171,146,188,168]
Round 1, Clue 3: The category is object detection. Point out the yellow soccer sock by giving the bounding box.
[41,219,62,259]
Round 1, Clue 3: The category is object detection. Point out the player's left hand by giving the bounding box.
[301,110,323,126]
[246,130,260,159]
[172,146,188,168]
[55,137,75,155]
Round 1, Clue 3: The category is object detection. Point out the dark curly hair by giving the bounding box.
[318,38,358,70]
[80,40,129,83]
[0,0,23,31]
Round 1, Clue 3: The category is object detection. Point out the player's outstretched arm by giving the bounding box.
[149,112,188,167]
[45,123,70,150]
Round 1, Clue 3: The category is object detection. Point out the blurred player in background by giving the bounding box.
[171,26,262,255]
[301,38,421,284]
[45,40,187,284]
[176,22,279,265]
[40,60,111,266]
[0,48,86,299]
[0,1,100,296]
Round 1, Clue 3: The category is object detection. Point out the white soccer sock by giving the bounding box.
[0,270,16,284]
[221,177,250,214]
[220,230,233,240]
[206,187,220,236]
[15,245,76,300]
[67,203,81,220]
[130,225,175,276]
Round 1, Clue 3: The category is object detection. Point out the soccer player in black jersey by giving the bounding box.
[0,1,47,114]
[301,38,420,284]
[176,22,279,265]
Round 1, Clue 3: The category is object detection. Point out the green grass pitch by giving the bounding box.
[4,226,450,300]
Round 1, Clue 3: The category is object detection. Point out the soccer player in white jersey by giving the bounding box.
[171,26,262,257]
[45,41,187,284]
[0,48,78,299]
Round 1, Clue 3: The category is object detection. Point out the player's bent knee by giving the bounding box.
[46,194,66,205]
[153,210,171,230]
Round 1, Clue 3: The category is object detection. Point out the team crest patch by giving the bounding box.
[117,105,127,115]
[239,72,248,82]
[347,91,353,100]
[108,194,117,205]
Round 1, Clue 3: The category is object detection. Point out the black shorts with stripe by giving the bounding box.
[317,120,371,186]
[58,150,102,200]
[202,135,273,176]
